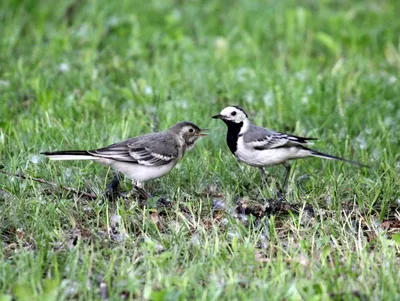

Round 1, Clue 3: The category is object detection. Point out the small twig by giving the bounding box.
[0,169,97,200]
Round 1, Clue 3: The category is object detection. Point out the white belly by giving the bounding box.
[113,161,177,181]
[94,158,177,182]
[235,137,311,167]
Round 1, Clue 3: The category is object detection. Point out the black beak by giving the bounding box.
[212,114,223,119]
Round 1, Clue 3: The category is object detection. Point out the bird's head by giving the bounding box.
[168,121,208,149]
[212,106,248,124]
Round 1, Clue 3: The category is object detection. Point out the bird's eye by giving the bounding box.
[189,128,194,133]
[231,111,237,116]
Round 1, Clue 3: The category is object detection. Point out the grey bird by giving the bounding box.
[212,106,366,197]
[42,121,208,198]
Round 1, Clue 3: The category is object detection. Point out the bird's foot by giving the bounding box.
[106,190,130,201]
[106,181,120,201]
[276,189,286,201]
[105,175,121,201]
[156,197,171,207]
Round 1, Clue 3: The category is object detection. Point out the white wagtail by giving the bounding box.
[42,121,208,198]
[212,106,366,196]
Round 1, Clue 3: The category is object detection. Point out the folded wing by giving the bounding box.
[88,133,179,166]
[243,125,318,150]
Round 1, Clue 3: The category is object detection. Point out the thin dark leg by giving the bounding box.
[106,172,120,199]
[282,163,291,191]
[133,186,153,200]
[131,181,153,200]
[278,163,291,198]
[259,167,267,188]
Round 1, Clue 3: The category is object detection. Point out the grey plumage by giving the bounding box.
[242,124,318,149]
[41,121,207,197]
[89,132,180,166]
[241,124,363,167]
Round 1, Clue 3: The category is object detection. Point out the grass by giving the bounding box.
[1,0,400,300]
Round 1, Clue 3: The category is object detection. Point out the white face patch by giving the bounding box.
[178,125,203,152]
[180,126,195,137]
[220,106,247,123]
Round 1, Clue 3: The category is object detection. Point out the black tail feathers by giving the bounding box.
[310,150,368,168]
[41,150,92,156]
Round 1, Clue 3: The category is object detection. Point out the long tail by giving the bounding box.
[309,149,367,167]
[41,150,94,161]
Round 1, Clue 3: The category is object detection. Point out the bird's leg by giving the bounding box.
[278,163,291,199]
[105,172,121,200]
[259,167,267,188]
[282,162,291,191]
[131,180,153,200]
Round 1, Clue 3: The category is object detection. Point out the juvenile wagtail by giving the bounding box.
[42,121,207,198]
[212,106,366,196]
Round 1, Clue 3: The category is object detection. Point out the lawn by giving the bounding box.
[1,0,399,300]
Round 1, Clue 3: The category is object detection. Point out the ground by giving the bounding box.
[1,0,400,300]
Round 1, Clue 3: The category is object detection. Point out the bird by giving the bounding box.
[41,121,208,199]
[212,106,366,197]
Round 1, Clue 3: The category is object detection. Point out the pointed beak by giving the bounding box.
[212,114,223,119]
[196,129,209,136]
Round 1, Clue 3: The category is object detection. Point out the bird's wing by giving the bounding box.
[245,132,290,150]
[88,133,179,166]
[243,125,318,150]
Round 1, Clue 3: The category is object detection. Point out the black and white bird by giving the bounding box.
[42,121,207,198]
[212,106,366,196]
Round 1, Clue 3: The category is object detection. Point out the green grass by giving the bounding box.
[1,0,400,300]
